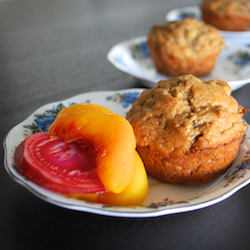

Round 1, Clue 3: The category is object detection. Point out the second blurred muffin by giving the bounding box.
[201,0,250,31]
[147,18,225,77]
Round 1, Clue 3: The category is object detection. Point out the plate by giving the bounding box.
[4,89,250,218]
[165,5,250,45]
[107,37,250,91]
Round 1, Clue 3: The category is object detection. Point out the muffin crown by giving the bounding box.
[147,18,224,60]
[126,75,247,153]
[201,0,250,18]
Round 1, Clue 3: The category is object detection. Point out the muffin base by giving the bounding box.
[137,135,244,185]
[201,10,250,31]
[148,44,219,77]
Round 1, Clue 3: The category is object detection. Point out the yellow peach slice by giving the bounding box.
[97,151,149,206]
[49,103,136,194]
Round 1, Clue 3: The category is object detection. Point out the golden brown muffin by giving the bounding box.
[147,18,225,77]
[126,75,248,185]
[201,0,250,31]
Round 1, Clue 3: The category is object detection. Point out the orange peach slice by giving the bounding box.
[97,151,148,206]
[49,103,136,194]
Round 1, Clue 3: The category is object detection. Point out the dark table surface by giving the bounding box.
[1,0,250,249]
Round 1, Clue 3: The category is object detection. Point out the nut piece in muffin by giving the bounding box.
[147,18,225,77]
[126,74,248,185]
[201,0,250,31]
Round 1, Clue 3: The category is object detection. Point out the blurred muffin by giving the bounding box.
[201,0,250,31]
[126,74,248,185]
[147,18,225,77]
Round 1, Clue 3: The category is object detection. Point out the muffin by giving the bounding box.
[201,0,250,31]
[147,18,225,77]
[126,74,248,185]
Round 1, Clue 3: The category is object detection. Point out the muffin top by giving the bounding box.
[126,75,247,154]
[147,18,225,60]
[201,0,250,18]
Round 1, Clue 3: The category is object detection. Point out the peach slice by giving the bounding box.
[67,151,149,206]
[49,103,136,194]
[97,151,149,206]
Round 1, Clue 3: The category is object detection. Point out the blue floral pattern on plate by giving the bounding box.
[23,103,65,136]
[131,41,151,59]
[106,92,140,108]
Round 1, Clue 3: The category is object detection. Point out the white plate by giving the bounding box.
[107,37,250,91]
[4,89,250,218]
[165,5,250,44]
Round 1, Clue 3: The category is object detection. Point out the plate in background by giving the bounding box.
[108,37,250,91]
